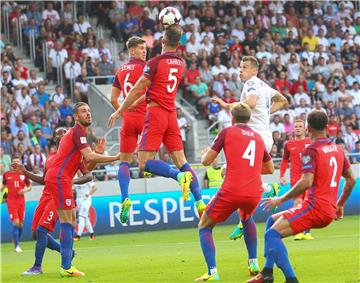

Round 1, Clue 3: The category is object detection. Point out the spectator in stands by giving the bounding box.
[13,130,32,151]
[203,158,223,189]
[190,76,210,112]
[141,10,155,33]
[42,2,60,27]
[16,88,32,111]
[50,85,65,108]
[120,12,139,42]
[313,100,327,113]
[211,57,227,78]
[294,98,311,117]
[27,69,44,96]
[28,144,46,173]
[351,141,360,164]
[11,116,29,138]
[312,56,331,80]
[31,128,48,153]
[287,54,302,82]
[73,13,91,35]
[59,114,74,128]
[270,114,285,138]
[1,129,13,155]
[12,70,28,97]
[283,113,294,136]
[0,147,11,175]
[48,41,68,83]
[75,68,90,103]
[24,95,44,119]
[98,39,112,62]
[346,68,360,87]
[97,54,116,83]
[327,115,340,138]
[14,59,29,80]
[349,81,360,106]
[27,114,41,137]
[294,85,311,106]
[36,84,50,107]
[208,100,221,131]
[177,108,190,150]
[59,97,73,121]
[82,39,100,65]
[344,125,359,153]
[104,161,119,181]
[270,144,281,169]
[341,42,355,70]
[217,107,232,130]
[321,84,340,107]
[61,2,73,22]
[338,100,356,124]
[114,51,129,68]
[337,81,352,103]
[274,71,290,93]
[212,73,228,97]
[227,72,243,97]
[2,70,14,94]
[7,99,22,125]
[199,59,213,86]
[58,17,74,38]
[40,118,52,140]
[45,101,61,125]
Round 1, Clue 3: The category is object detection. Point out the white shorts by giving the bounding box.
[262,135,274,153]
[77,197,91,217]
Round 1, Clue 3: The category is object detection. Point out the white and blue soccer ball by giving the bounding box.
[159,7,182,27]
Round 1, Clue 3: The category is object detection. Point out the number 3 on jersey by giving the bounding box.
[167,68,178,93]
[242,140,256,167]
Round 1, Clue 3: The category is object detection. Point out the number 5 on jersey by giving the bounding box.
[167,68,178,93]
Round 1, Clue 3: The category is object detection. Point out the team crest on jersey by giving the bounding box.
[20,175,25,181]
[65,199,72,206]
[80,137,87,144]
[247,81,255,86]
[302,155,311,165]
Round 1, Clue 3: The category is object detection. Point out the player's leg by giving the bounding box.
[12,219,22,252]
[75,201,86,239]
[8,203,23,252]
[294,195,314,240]
[118,152,133,224]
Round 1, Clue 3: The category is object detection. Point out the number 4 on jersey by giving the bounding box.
[242,140,256,167]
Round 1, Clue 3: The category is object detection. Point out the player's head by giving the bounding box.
[73,102,92,127]
[126,36,147,61]
[307,110,328,134]
[162,25,182,50]
[239,56,259,82]
[11,153,20,164]
[231,102,251,124]
[54,127,67,144]
[294,119,306,138]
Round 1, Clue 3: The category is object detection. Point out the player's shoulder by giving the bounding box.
[244,76,258,87]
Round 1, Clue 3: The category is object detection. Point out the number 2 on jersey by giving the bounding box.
[242,140,256,167]
[167,68,178,93]
[329,156,338,188]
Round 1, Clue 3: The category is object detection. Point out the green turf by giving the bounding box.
[1,215,359,283]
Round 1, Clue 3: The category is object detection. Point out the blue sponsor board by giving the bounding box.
[1,179,359,242]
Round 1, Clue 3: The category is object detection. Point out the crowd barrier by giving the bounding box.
[1,179,359,243]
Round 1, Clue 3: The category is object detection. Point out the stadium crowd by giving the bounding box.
[1,1,360,178]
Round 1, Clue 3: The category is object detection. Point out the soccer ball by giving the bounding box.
[159,7,182,27]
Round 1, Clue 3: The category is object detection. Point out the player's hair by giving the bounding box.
[307,110,328,131]
[294,119,305,125]
[241,56,259,69]
[73,102,88,114]
[11,153,20,160]
[126,36,146,50]
[164,25,182,48]
[231,102,251,123]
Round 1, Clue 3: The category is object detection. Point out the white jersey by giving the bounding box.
[240,76,276,151]
[74,181,94,200]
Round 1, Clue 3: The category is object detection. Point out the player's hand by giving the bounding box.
[280,177,287,186]
[201,147,210,155]
[10,163,26,174]
[261,197,282,212]
[93,138,106,154]
[18,189,26,195]
[335,206,344,221]
[108,111,121,128]
[211,97,230,109]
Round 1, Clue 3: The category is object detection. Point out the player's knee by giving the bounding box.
[266,216,275,230]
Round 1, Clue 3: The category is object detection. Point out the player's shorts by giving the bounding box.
[32,193,58,232]
[77,197,91,217]
[205,190,261,223]
[283,200,333,234]
[138,106,183,153]
[7,200,25,222]
[47,181,75,210]
[120,113,146,153]
[263,135,273,153]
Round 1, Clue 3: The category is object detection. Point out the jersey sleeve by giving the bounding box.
[269,86,277,99]
[2,173,7,185]
[112,72,122,89]
[282,142,290,160]
[143,58,158,81]
[342,155,351,175]
[263,149,272,162]
[24,176,30,186]
[301,147,317,174]
[73,125,90,150]
[211,128,227,153]
[243,80,257,97]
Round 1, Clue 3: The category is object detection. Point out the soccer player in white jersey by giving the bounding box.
[212,56,288,275]
[73,177,97,241]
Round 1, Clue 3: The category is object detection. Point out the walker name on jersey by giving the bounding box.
[321,144,338,153]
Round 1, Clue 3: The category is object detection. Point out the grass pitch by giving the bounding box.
[1,215,359,283]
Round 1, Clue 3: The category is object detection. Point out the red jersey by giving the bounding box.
[143,52,185,111]
[301,138,351,218]
[211,124,271,197]
[280,138,311,185]
[2,171,30,202]
[112,57,147,116]
[45,123,89,183]
[326,122,340,138]
[41,152,57,196]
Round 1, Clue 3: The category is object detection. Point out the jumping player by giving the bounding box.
[110,36,148,223]
[108,25,205,215]
[1,154,32,252]
[11,128,92,275]
[280,119,313,240]
[195,103,274,281]
[45,102,120,277]
[212,56,288,274]
[248,110,355,283]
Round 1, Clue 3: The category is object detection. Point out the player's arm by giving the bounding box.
[73,172,93,185]
[110,86,121,110]
[242,93,258,109]
[87,183,97,197]
[270,91,288,113]
[210,97,232,110]
[201,148,218,166]
[10,163,44,184]
[261,147,274,174]
[19,179,33,195]
[81,147,119,163]
[108,76,150,128]
[336,166,356,220]
[85,138,106,171]
[129,94,146,111]
[279,143,290,185]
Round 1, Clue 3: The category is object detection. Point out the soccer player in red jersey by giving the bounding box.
[279,119,313,240]
[248,110,356,283]
[45,102,120,277]
[195,103,274,281]
[110,36,148,223]
[108,25,205,214]
[11,128,93,276]
[1,154,32,252]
